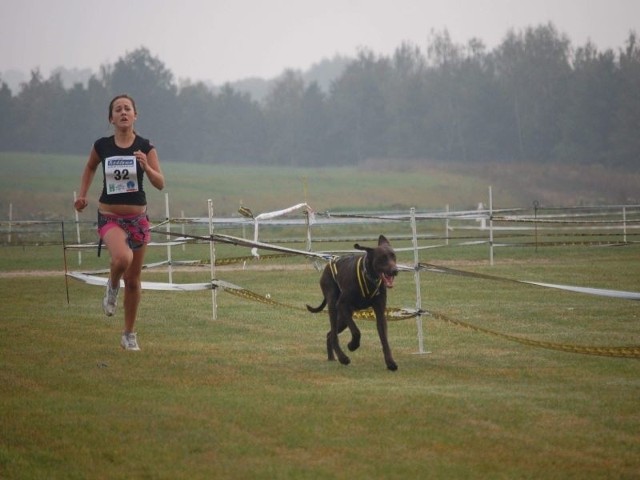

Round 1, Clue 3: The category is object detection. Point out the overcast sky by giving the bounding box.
[1,0,639,85]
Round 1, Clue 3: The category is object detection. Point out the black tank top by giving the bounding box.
[94,135,154,206]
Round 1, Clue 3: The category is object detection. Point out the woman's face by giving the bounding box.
[110,97,136,129]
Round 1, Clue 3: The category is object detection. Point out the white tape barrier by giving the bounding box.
[251,203,314,257]
[523,281,640,300]
[66,271,246,292]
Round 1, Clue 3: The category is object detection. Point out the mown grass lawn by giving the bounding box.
[1,240,639,479]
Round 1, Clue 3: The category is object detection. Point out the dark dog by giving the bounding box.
[306,235,399,371]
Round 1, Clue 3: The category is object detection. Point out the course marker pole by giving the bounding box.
[445,204,450,245]
[8,202,12,244]
[489,186,494,266]
[165,193,173,284]
[410,207,427,354]
[208,199,218,320]
[73,192,82,266]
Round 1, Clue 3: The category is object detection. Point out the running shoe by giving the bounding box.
[121,332,141,351]
[102,281,119,317]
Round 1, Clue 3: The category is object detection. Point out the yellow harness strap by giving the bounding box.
[329,258,339,279]
[329,258,340,291]
[356,257,382,299]
[330,256,382,299]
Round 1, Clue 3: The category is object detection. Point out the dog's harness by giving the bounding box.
[329,255,382,300]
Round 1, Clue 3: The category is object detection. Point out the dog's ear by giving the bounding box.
[354,243,368,252]
[378,235,390,246]
[354,243,375,254]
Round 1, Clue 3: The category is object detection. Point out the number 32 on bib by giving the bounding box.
[105,156,139,194]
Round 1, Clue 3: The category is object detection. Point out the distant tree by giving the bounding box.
[494,24,572,162]
[558,42,617,165]
[263,70,306,166]
[302,55,351,93]
[105,48,178,158]
[493,30,527,160]
[176,81,217,163]
[327,49,391,164]
[3,28,640,172]
[385,42,431,159]
[50,66,93,89]
[59,82,94,153]
[298,82,329,166]
[84,75,111,139]
[213,84,266,165]
[0,81,14,150]
[106,47,175,98]
[611,32,640,168]
[457,39,514,162]
[13,70,66,152]
[228,77,272,104]
[424,31,468,161]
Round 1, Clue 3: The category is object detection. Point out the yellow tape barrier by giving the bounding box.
[220,285,640,359]
[220,284,418,320]
[427,310,640,359]
[210,254,296,266]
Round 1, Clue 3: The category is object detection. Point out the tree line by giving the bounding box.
[1,23,638,169]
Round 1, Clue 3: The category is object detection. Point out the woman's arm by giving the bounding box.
[135,148,165,191]
[74,147,101,212]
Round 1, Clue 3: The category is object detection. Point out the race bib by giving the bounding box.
[105,156,139,194]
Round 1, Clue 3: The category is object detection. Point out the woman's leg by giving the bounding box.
[122,244,146,334]
[102,226,133,316]
[103,226,133,285]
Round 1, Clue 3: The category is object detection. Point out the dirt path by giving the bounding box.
[0,270,64,278]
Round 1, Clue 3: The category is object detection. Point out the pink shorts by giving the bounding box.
[97,211,151,249]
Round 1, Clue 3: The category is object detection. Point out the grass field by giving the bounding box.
[2,152,640,221]
[1,152,639,478]
[1,236,639,479]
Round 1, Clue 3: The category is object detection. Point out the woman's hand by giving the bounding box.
[138,148,165,191]
[74,197,88,212]
[134,150,148,171]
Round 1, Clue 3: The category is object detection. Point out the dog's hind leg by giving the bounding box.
[327,320,351,364]
[326,321,348,361]
[329,302,355,365]
[326,301,343,361]
[326,331,335,361]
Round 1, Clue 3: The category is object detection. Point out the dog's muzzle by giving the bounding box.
[381,268,398,288]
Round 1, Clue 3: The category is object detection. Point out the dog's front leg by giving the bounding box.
[347,321,361,352]
[373,303,397,371]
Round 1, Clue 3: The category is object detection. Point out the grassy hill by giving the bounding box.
[1,152,639,220]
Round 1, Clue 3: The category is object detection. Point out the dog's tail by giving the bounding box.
[306,298,327,313]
